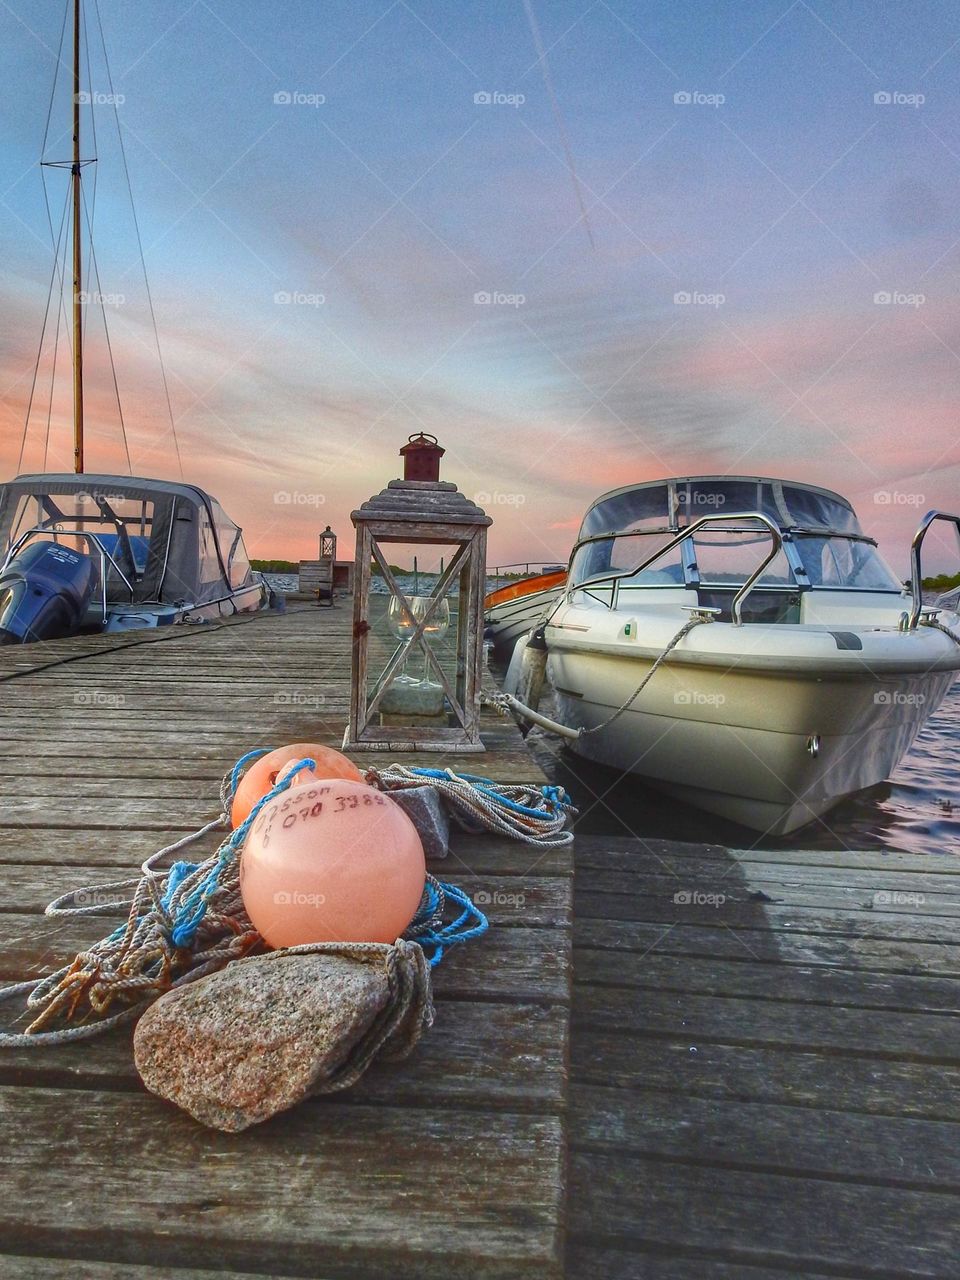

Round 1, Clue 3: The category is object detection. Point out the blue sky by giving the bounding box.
[1,0,959,569]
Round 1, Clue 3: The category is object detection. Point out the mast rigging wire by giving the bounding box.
[18,184,73,474]
[81,181,133,474]
[43,202,73,471]
[92,0,183,480]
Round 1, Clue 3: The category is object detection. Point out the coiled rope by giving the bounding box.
[368,764,576,846]
[0,750,491,1046]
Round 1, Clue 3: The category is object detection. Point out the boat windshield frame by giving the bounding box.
[8,493,150,584]
[569,478,905,597]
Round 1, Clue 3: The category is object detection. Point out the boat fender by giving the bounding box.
[515,623,549,713]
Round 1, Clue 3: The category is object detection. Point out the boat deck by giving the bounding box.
[0,603,957,1277]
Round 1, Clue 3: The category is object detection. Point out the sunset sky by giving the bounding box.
[1,0,959,571]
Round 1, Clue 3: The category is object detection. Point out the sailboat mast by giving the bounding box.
[71,0,84,474]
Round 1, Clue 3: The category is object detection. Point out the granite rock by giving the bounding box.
[388,785,450,859]
[133,949,391,1131]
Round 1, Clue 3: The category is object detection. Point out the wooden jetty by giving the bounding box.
[567,836,960,1278]
[0,602,958,1277]
[0,604,571,1279]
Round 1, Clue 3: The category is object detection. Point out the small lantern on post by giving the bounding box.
[344,435,491,753]
[319,524,337,562]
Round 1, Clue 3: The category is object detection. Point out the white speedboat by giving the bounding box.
[507,476,960,836]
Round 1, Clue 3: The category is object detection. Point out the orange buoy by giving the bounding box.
[239,778,426,948]
[231,743,364,828]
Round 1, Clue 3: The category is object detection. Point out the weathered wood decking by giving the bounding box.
[566,836,960,1277]
[0,602,958,1278]
[0,605,572,1278]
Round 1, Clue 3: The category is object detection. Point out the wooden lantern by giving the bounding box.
[319,525,337,561]
[343,451,491,753]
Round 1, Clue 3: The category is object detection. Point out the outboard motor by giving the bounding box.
[0,540,98,645]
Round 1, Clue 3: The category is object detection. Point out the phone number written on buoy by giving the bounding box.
[252,785,389,846]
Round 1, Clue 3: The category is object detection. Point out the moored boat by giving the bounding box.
[484,567,566,661]
[506,476,960,835]
[0,474,268,643]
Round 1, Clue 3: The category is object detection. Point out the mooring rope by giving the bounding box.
[922,616,960,647]
[0,750,492,1046]
[368,764,576,846]
[579,616,707,736]
[484,615,709,741]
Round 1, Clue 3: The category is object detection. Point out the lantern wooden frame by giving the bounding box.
[318,525,337,561]
[344,479,491,752]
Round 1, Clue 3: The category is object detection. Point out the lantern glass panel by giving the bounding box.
[365,539,465,727]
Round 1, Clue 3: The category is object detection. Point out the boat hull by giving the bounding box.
[485,573,565,662]
[545,622,960,835]
[103,580,271,632]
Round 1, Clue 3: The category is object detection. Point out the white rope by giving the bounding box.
[44,814,228,919]
[580,616,706,736]
[486,616,708,740]
[369,765,575,846]
[922,617,960,647]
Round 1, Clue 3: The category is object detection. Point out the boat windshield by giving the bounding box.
[578,478,863,538]
[8,491,154,547]
[571,478,904,593]
[5,490,156,593]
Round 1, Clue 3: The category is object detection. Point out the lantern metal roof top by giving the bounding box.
[398,432,445,483]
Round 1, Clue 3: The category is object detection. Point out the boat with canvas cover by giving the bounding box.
[0,474,268,643]
[505,476,960,835]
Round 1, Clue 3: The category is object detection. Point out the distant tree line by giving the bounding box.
[251,559,298,573]
[923,571,960,593]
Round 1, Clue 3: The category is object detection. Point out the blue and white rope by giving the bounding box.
[0,749,497,1043]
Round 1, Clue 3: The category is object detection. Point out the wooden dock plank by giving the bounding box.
[0,605,572,1279]
[569,1030,960,1122]
[0,864,570,927]
[569,1151,959,1276]
[566,835,960,1279]
[565,1250,837,1280]
[575,916,960,977]
[570,1084,960,1188]
[0,1262,327,1280]
[0,1087,564,1280]
[0,1001,568,1111]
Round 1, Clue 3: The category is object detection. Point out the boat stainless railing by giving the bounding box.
[571,510,785,626]
[909,509,960,628]
[489,560,566,583]
[1,526,136,627]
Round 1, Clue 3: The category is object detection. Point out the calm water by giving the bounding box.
[522,681,960,856]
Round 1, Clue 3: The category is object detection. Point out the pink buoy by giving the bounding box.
[231,743,364,829]
[239,778,426,948]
